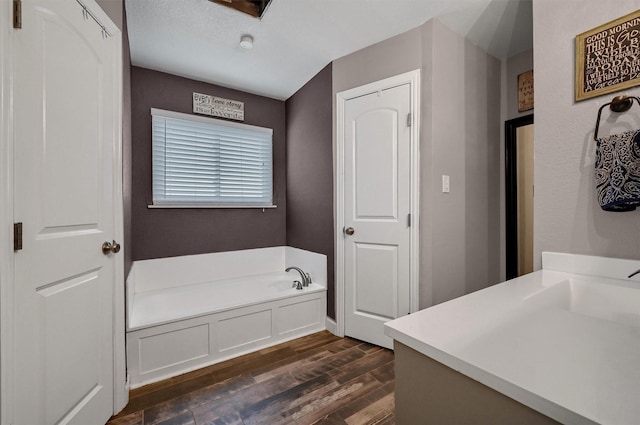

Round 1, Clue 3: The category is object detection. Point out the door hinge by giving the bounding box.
[13,0,22,29]
[406,113,412,127]
[407,214,411,227]
[13,222,23,251]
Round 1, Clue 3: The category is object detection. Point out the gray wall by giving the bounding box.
[423,20,502,306]
[333,19,502,312]
[130,67,287,260]
[506,48,534,120]
[96,0,122,29]
[332,27,422,94]
[285,64,334,318]
[533,0,640,268]
[122,8,132,276]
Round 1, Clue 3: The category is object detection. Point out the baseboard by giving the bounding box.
[325,317,338,335]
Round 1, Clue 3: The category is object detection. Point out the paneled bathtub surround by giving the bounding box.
[385,252,640,424]
[126,246,327,388]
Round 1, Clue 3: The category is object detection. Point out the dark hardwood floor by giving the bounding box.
[108,331,395,425]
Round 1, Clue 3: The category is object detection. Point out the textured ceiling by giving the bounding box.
[125,0,532,100]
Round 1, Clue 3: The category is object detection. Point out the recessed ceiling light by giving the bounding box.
[240,35,254,49]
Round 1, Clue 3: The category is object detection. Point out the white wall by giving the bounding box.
[533,0,640,268]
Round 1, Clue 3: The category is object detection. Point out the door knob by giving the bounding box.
[344,227,355,236]
[111,240,121,253]
[102,240,121,255]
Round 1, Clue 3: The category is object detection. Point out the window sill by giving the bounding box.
[147,204,277,209]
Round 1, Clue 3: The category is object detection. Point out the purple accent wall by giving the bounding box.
[130,67,286,260]
[285,64,335,319]
[122,8,133,277]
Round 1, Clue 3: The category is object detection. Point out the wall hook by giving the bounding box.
[610,95,634,113]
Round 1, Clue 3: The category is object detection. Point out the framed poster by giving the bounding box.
[193,92,244,121]
[575,10,640,102]
[518,70,534,112]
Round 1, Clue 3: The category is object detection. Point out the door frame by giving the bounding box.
[335,70,421,338]
[505,114,534,280]
[0,1,127,421]
[0,1,15,421]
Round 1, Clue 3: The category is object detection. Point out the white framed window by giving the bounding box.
[150,108,274,208]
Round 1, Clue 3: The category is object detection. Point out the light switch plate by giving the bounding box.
[442,175,450,193]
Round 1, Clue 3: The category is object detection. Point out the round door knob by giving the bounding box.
[344,227,355,236]
[102,240,121,255]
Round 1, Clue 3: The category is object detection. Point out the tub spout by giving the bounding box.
[286,266,310,287]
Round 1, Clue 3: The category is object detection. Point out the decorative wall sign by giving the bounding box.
[575,10,640,102]
[193,92,245,121]
[518,70,534,112]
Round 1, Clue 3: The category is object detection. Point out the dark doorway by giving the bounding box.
[506,114,534,280]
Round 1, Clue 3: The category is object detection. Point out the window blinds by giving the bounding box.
[151,108,273,207]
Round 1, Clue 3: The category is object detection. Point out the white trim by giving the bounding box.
[408,73,421,314]
[325,317,338,336]
[335,87,346,338]
[104,13,128,415]
[79,0,128,413]
[0,0,15,421]
[335,69,421,340]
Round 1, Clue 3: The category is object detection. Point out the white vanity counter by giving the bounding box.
[384,252,640,425]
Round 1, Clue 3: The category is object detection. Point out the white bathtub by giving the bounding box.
[126,246,327,388]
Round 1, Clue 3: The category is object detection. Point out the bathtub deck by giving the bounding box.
[130,273,326,330]
[107,331,395,425]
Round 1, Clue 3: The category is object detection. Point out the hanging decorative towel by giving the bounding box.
[595,129,640,211]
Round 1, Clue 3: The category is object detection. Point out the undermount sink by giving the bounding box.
[525,277,640,328]
[565,278,640,327]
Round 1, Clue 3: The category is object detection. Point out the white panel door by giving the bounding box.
[12,1,120,424]
[344,84,411,349]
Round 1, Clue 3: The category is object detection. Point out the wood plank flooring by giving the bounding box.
[107,331,395,425]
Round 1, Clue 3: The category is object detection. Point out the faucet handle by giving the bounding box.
[305,273,312,286]
[294,280,303,290]
[628,268,640,278]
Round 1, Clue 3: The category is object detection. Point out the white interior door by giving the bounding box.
[343,84,412,349]
[12,1,121,423]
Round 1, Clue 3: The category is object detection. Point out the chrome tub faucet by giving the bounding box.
[286,266,311,287]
